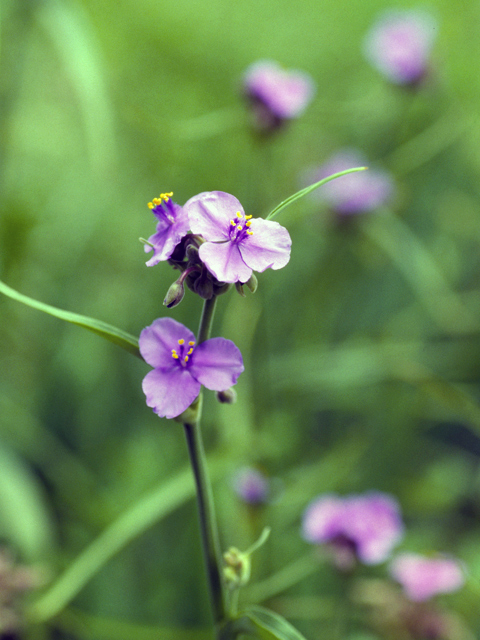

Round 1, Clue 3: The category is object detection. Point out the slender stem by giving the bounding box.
[197,296,217,344]
[183,295,227,635]
[184,421,227,630]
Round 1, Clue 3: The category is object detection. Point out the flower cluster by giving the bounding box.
[144,190,292,291]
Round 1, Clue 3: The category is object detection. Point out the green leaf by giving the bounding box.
[0,279,141,358]
[241,606,308,640]
[265,167,367,220]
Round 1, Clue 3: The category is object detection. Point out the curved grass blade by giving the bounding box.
[241,606,308,640]
[0,279,140,358]
[266,167,367,220]
[29,457,229,623]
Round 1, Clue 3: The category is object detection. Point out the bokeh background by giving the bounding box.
[2,0,480,638]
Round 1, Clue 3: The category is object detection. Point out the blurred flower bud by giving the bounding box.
[163,280,185,308]
[193,270,214,300]
[389,553,465,602]
[216,388,237,404]
[223,547,251,589]
[233,467,270,505]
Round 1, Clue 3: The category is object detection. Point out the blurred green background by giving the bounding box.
[2,0,480,638]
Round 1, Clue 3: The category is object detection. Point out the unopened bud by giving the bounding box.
[163,280,185,308]
[223,547,251,589]
[193,272,214,300]
[245,273,258,293]
[216,388,237,404]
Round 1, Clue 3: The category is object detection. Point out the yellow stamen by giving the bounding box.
[237,225,243,231]
[247,230,253,235]
[245,220,252,227]
[184,356,189,363]
[245,214,253,220]
[187,347,194,356]
[171,350,179,359]
[230,220,236,226]
[188,341,195,346]
[236,211,243,219]
[178,339,185,345]
[147,192,174,209]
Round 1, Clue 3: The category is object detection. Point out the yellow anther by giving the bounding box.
[148,202,155,209]
[230,220,236,226]
[236,211,243,219]
[184,356,189,363]
[237,225,243,231]
[187,347,194,355]
[247,230,254,235]
[171,350,179,359]
[188,341,195,346]
[245,214,253,220]
[159,192,173,201]
[246,220,252,227]
[178,339,185,345]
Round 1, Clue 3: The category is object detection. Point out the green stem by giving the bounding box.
[183,295,227,635]
[183,421,226,631]
[197,296,217,344]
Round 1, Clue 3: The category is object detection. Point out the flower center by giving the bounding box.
[171,338,196,367]
[228,211,254,243]
[147,192,176,224]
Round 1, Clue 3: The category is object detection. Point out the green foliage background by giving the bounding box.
[2,0,480,638]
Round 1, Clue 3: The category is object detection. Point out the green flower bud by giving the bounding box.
[163,280,185,308]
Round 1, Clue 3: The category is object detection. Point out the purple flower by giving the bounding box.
[302,492,404,569]
[139,317,244,419]
[184,191,292,283]
[233,467,270,505]
[307,149,394,215]
[363,10,438,85]
[144,192,190,266]
[243,60,315,130]
[390,553,465,602]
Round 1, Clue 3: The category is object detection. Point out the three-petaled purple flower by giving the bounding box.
[139,317,244,419]
[363,9,438,85]
[144,193,190,266]
[183,191,292,283]
[243,60,315,131]
[302,492,404,570]
[307,149,394,215]
[389,553,465,602]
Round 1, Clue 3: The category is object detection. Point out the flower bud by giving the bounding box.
[216,388,237,404]
[193,271,214,300]
[223,547,251,589]
[245,273,258,293]
[163,280,185,308]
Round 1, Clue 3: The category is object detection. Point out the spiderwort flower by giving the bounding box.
[144,192,190,266]
[139,317,244,419]
[302,492,404,570]
[363,9,438,85]
[307,149,394,215]
[243,60,315,131]
[389,553,465,602]
[184,191,292,283]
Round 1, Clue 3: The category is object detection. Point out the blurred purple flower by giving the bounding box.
[302,492,404,569]
[390,553,465,602]
[307,149,394,215]
[140,317,244,419]
[363,9,438,85]
[243,60,315,130]
[144,192,190,266]
[233,467,270,505]
[184,191,292,283]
